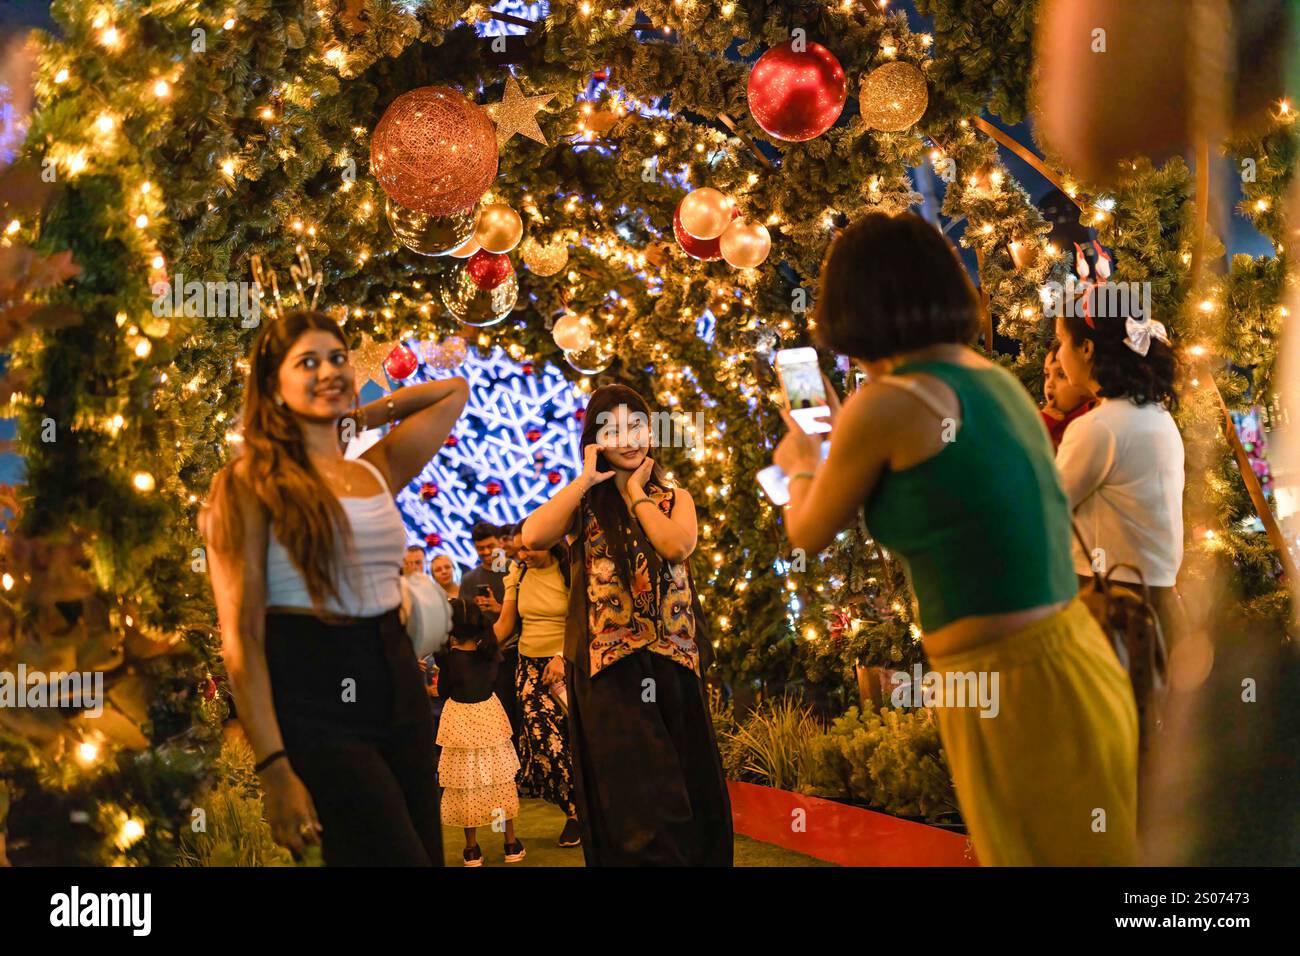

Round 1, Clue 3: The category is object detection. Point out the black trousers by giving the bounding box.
[566,649,733,866]
[265,609,442,866]
[494,645,523,743]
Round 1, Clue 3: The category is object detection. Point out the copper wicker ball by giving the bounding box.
[370,86,499,217]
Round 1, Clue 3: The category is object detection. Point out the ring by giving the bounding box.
[298,822,315,836]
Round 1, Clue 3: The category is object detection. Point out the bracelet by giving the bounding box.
[254,750,287,774]
[631,496,657,514]
[788,471,815,485]
[385,397,396,426]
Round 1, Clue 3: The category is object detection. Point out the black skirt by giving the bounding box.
[565,648,733,866]
[265,608,442,866]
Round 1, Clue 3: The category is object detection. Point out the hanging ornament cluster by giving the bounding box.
[746,40,846,142]
[442,248,518,326]
[858,61,928,132]
[386,197,479,257]
[371,86,499,216]
[674,188,771,269]
[520,236,569,276]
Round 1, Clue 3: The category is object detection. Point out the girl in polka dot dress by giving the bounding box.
[435,598,523,866]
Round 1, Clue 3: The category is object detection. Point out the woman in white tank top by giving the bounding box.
[202,311,468,865]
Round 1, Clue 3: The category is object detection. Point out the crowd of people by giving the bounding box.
[201,207,1186,868]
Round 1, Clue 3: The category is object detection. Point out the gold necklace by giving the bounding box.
[315,458,354,495]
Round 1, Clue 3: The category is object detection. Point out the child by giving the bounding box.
[435,598,524,866]
[1040,339,1096,449]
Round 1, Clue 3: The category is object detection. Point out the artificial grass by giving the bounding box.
[440,796,834,867]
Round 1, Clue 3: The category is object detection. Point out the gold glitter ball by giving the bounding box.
[520,236,569,276]
[858,61,928,132]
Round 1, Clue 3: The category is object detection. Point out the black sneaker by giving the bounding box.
[557,818,582,847]
[462,845,483,867]
[503,839,526,863]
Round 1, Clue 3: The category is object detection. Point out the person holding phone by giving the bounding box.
[771,212,1138,866]
[201,310,469,866]
[521,384,732,866]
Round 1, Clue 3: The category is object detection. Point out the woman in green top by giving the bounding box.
[774,212,1138,865]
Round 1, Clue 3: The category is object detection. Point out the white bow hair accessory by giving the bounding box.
[1123,316,1170,357]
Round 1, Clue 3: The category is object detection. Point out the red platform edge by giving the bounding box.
[728,780,978,867]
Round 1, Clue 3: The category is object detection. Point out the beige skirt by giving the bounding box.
[437,696,521,828]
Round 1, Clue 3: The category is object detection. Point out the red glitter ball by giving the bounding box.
[465,248,513,290]
[526,427,542,442]
[485,480,503,496]
[746,41,846,142]
[420,481,439,500]
[547,470,562,485]
[424,532,442,547]
[384,343,419,380]
[445,434,459,447]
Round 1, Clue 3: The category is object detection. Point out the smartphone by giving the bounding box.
[757,440,831,506]
[476,585,492,599]
[775,347,832,434]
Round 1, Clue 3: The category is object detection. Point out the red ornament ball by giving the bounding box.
[419,481,440,500]
[445,434,459,447]
[746,41,846,142]
[370,86,499,216]
[674,200,739,261]
[548,470,562,485]
[521,361,535,375]
[384,343,419,380]
[526,427,542,442]
[574,408,586,422]
[485,479,503,496]
[465,248,514,290]
[424,532,442,547]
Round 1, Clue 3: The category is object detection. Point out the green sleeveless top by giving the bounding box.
[864,360,1077,633]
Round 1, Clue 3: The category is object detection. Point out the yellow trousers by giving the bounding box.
[930,597,1138,865]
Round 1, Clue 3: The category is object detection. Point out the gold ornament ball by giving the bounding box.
[679,187,735,241]
[385,197,478,256]
[719,218,772,269]
[448,233,481,258]
[859,61,928,132]
[441,262,518,327]
[474,203,524,254]
[520,236,569,276]
[552,312,593,352]
[564,341,614,375]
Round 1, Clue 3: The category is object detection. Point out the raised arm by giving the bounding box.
[778,383,899,556]
[522,444,613,550]
[628,463,698,563]
[493,564,522,643]
[354,376,470,492]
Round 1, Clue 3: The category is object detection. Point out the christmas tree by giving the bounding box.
[2,0,1292,863]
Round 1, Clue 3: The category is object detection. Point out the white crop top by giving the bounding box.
[265,457,406,617]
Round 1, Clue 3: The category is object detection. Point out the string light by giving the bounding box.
[54,68,69,84]
[153,79,171,98]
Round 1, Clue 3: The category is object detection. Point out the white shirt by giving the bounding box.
[1055,397,1185,587]
[265,458,406,617]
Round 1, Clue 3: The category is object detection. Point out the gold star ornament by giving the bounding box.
[486,75,555,147]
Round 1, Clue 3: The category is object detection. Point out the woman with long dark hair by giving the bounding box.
[202,310,468,866]
[522,384,732,866]
[772,212,1138,865]
[493,539,580,848]
[1054,287,1186,641]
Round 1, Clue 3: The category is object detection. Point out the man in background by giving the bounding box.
[402,545,429,578]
